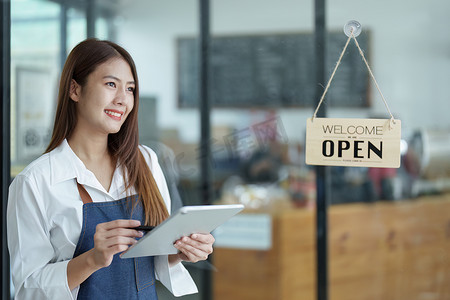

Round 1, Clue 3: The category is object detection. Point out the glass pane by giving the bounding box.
[96,17,109,40]
[67,7,86,51]
[11,0,60,176]
[327,1,450,299]
[10,1,61,297]
[116,0,202,201]
[113,0,203,298]
[210,1,315,300]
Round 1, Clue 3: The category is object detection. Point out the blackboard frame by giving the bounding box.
[177,31,371,109]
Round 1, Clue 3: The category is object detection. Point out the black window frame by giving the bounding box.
[1,0,12,298]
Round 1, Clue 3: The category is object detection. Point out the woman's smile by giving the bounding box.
[104,109,124,120]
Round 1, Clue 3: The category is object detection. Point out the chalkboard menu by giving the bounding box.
[177,31,370,108]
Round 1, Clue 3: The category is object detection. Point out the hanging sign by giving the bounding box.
[305,118,401,168]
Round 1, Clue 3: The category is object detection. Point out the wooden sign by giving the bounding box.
[305,118,401,168]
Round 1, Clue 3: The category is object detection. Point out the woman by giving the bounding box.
[7,38,214,299]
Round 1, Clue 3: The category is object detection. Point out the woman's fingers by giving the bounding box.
[91,219,143,268]
[96,219,143,240]
[102,227,143,239]
[175,237,212,254]
[96,219,140,231]
[176,243,208,262]
[174,233,215,263]
[102,236,138,248]
[191,233,215,244]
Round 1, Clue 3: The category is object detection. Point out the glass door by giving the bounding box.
[209,1,316,299]
[326,1,450,299]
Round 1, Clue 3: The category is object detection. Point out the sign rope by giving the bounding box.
[312,27,395,124]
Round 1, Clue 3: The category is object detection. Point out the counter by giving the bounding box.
[213,194,450,300]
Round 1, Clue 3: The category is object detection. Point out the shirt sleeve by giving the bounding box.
[140,145,199,296]
[7,174,74,300]
[154,256,198,297]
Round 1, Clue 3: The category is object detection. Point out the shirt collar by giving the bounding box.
[49,139,126,196]
[49,139,80,185]
[49,139,99,188]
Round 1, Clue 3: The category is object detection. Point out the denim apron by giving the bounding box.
[73,182,158,299]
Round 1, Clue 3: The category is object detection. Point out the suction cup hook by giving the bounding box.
[344,20,362,37]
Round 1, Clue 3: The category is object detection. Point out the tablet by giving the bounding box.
[121,204,244,258]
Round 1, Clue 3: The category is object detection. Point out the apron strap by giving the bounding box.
[77,181,93,204]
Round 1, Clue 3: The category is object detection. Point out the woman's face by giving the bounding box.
[70,57,135,136]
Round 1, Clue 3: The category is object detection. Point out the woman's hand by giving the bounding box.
[169,233,215,266]
[68,219,142,290]
[89,219,143,269]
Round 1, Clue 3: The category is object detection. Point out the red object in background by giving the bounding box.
[368,167,397,197]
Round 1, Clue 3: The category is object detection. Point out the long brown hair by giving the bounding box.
[46,38,169,226]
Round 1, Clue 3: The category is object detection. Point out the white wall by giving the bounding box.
[117,0,450,143]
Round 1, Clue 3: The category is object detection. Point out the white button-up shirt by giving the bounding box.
[7,139,198,299]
